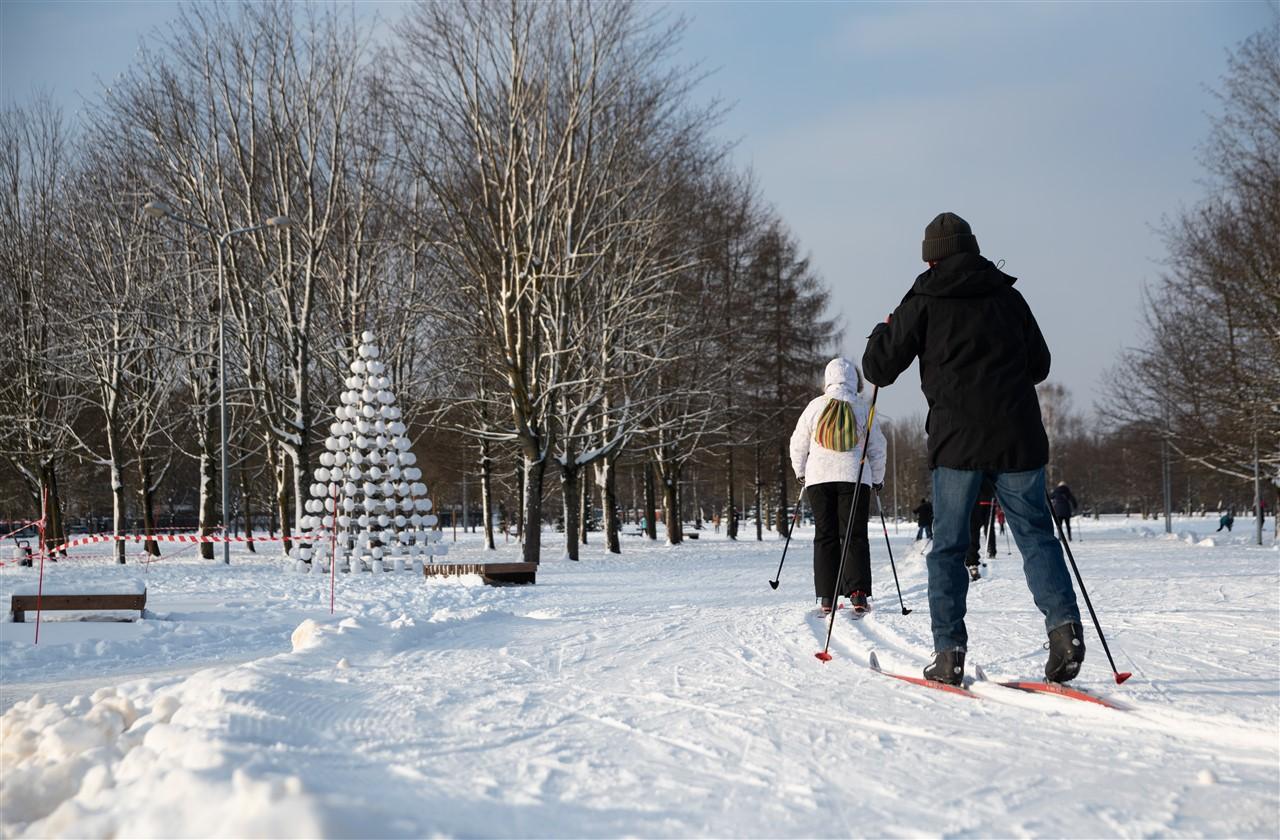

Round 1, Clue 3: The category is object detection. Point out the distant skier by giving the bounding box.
[965,480,996,581]
[862,212,1085,685]
[1216,509,1234,532]
[986,500,999,559]
[790,357,887,615]
[913,498,934,541]
[1050,481,1079,540]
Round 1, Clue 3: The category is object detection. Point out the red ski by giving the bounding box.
[973,665,1127,710]
[867,652,978,699]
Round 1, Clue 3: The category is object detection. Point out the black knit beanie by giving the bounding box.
[922,212,980,262]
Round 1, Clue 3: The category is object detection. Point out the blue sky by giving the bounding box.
[3,0,1271,425]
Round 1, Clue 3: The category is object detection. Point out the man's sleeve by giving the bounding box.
[1023,295,1052,384]
[862,295,923,387]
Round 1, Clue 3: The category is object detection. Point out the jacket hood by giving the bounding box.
[912,252,1017,298]
[824,357,860,394]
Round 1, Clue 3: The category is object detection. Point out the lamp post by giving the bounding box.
[143,200,290,564]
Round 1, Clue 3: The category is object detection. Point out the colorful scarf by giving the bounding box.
[814,398,858,452]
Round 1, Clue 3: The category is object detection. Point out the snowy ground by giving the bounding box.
[2,515,1277,838]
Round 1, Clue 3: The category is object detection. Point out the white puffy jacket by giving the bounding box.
[789,358,887,488]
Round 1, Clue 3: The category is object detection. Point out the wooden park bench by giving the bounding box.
[10,582,147,623]
[422,562,536,586]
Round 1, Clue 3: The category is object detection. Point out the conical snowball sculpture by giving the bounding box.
[295,330,445,573]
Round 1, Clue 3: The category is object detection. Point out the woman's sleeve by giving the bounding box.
[790,401,815,479]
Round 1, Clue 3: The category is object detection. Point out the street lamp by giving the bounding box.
[143,200,291,564]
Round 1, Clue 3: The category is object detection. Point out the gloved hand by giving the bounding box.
[872,482,884,493]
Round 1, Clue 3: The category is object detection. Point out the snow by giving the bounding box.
[1,515,1276,838]
[10,579,146,598]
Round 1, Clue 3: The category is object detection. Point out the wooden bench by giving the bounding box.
[422,562,536,586]
[11,590,147,623]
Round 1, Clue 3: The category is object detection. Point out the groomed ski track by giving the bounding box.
[2,517,1276,837]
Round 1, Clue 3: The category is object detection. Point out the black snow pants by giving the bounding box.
[810,481,872,600]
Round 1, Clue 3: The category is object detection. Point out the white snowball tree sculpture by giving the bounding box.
[295,330,445,573]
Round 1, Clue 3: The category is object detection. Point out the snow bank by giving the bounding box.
[0,683,325,838]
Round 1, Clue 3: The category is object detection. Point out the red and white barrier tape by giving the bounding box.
[50,532,285,554]
[1,518,44,543]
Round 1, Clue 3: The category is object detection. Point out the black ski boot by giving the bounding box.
[819,596,835,615]
[1045,622,1086,683]
[848,591,870,614]
[923,649,965,686]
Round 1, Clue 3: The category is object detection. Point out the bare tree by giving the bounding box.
[0,99,78,552]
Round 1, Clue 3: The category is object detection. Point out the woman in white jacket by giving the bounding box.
[790,357,887,613]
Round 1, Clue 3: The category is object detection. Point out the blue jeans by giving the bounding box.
[915,524,933,540]
[928,466,1081,651]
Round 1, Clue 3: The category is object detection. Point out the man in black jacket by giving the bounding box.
[1050,481,1079,540]
[912,498,933,541]
[862,212,1084,685]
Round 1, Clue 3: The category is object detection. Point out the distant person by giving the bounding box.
[913,497,934,541]
[1216,509,1234,532]
[986,500,999,559]
[965,480,996,581]
[862,212,1085,685]
[1050,481,1079,540]
[790,357,887,615]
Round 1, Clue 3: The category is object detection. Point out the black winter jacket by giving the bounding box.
[1050,484,1078,519]
[862,252,1051,472]
[912,501,933,525]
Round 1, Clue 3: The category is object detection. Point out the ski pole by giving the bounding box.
[769,485,806,590]
[874,492,911,615]
[1046,491,1132,685]
[817,385,878,662]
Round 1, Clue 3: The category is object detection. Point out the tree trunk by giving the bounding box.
[139,456,160,557]
[579,468,590,546]
[599,456,621,554]
[560,463,581,561]
[725,445,738,540]
[754,443,763,541]
[662,460,682,545]
[776,443,789,532]
[691,469,702,530]
[522,455,545,564]
[240,468,256,553]
[480,438,496,550]
[40,462,68,557]
[643,460,657,540]
[628,468,637,526]
[270,443,292,555]
[515,457,525,543]
[107,425,126,565]
[198,430,217,560]
[291,350,311,536]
